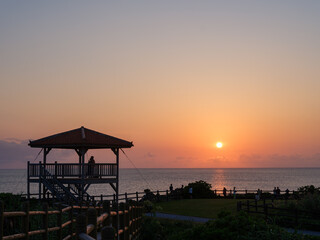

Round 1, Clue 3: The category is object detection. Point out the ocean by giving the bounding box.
[0,168,319,196]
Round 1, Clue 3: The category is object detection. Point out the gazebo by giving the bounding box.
[27,126,133,204]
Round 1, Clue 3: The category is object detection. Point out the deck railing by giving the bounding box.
[28,162,117,178]
[0,200,143,240]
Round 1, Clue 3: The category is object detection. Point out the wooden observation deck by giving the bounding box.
[27,126,133,204]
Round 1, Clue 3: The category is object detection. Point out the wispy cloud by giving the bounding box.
[0,139,75,169]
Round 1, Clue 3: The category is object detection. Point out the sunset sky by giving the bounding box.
[1,1,319,168]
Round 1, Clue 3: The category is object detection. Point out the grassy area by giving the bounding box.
[155,199,238,219]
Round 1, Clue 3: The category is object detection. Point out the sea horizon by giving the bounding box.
[1,168,320,196]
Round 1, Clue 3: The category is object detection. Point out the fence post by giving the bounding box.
[125,193,128,203]
[101,226,115,240]
[103,200,111,226]
[69,205,74,238]
[42,202,49,240]
[157,190,160,202]
[264,204,268,220]
[136,192,139,202]
[124,204,129,240]
[0,201,4,240]
[166,190,169,201]
[119,203,125,240]
[22,201,30,240]
[88,208,97,239]
[57,203,62,239]
[237,201,241,211]
[76,213,87,239]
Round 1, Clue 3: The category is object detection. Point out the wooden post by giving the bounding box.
[124,204,129,240]
[166,190,169,201]
[157,190,160,202]
[57,203,62,240]
[39,161,42,200]
[22,201,30,240]
[103,200,111,226]
[27,161,30,199]
[42,202,49,240]
[125,193,128,203]
[237,201,242,211]
[0,201,4,240]
[55,161,58,178]
[101,226,115,240]
[119,203,125,240]
[76,214,87,239]
[128,205,132,238]
[136,192,139,202]
[88,208,97,239]
[69,205,74,238]
[264,204,268,220]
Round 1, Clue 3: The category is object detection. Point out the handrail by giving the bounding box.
[28,162,117,178]
[0,201,143,240]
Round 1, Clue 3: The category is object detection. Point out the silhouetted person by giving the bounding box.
[88,156,95,177]
[285,188,290,200]
[256,189,261,201]
[223,187,227,197]
[276,187,281,198]
[169,184,173,193]
[189,187,193,199]
[233,187,237,199]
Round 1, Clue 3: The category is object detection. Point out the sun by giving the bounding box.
[216,142,223,148]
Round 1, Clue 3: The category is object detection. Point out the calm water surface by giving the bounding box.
[0,168,319,196]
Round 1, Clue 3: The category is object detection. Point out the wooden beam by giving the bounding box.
[109,183,116,192]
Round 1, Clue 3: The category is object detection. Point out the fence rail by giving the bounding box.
[0,200,143,240]
[28,162,117,178]
[237,199,320,229]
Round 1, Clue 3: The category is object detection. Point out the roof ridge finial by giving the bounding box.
[81,126,86,139]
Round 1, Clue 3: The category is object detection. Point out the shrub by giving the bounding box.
[298,185,320,195]
[183,180,215,199]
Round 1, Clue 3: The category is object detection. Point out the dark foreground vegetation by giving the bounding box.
[141,211,320,240]
[142,182,320,240]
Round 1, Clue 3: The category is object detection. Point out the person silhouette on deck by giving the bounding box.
[88,156,95,177]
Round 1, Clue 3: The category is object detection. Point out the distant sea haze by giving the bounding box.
[1,168,319,196]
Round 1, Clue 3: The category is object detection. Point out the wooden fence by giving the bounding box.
[0,201,143,240]
[24,188,302,204]
[237,199,320,229]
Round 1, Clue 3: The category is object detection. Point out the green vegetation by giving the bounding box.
[141,211,320,240]
[155,199,237,219]
[182,180,216,199]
